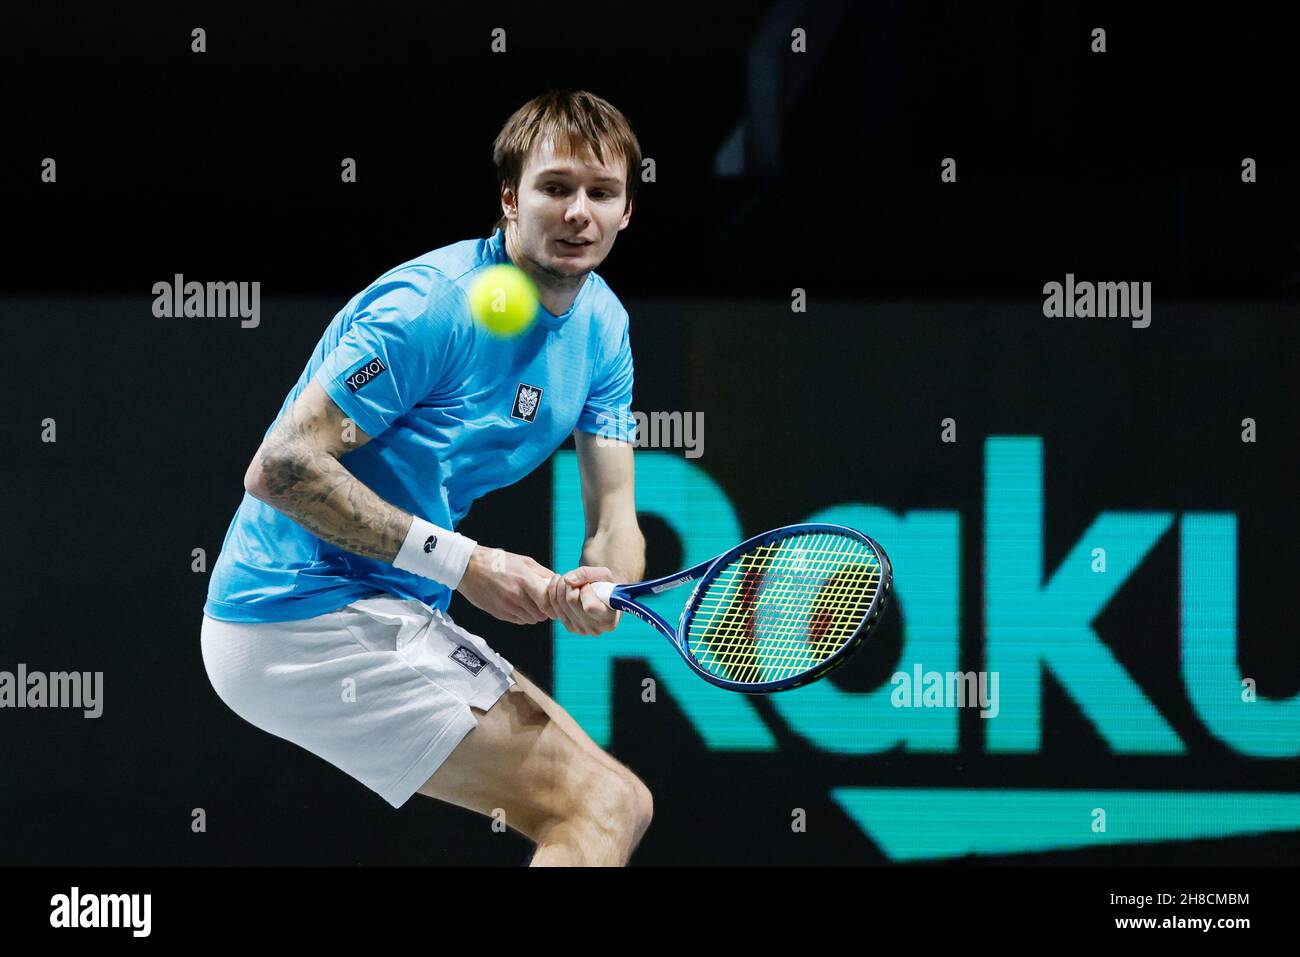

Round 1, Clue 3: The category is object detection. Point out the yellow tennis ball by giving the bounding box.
[467,264,539,337]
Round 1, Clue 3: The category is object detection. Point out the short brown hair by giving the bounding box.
[491,90,641,234]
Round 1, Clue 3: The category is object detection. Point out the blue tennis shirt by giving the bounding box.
[204,228,635,623]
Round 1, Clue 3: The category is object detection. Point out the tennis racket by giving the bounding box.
[588,522,892,693]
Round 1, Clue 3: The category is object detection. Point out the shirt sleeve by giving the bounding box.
[315,270,467,439]
[576,310,636,442]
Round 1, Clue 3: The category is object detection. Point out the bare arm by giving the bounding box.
[573,430,645,584]
[546,430,645,635]
[243,379,411,560]
[244,379,554,623]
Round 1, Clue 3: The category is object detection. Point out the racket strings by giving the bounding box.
[686,531,883,685]
[691,545,876,683]
[694,534,873,646]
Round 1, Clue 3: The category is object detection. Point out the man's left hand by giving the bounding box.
[546,565,622,635]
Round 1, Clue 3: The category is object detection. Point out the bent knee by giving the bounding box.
[587,769,653,848]
[561,765,649,839]
[627,774,653,839]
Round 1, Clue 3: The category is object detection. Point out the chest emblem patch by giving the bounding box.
[511,383,543,423]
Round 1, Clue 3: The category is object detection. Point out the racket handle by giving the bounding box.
[533,576,616,608]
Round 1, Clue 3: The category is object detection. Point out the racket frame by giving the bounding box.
[604,522,892,693]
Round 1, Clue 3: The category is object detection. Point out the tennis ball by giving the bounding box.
[467,264,539,337]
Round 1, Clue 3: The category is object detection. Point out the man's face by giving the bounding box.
[504,138,632,281]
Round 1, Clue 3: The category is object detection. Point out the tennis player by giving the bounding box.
[200,90,652,866]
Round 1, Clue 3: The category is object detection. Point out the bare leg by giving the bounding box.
[416,669,653,866]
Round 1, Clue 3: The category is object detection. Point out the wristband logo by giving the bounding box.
[423,535,438,554]
[344,356,388,393]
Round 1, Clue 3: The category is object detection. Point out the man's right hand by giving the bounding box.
[455,545,557,625]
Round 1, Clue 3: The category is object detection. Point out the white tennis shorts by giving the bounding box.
[200,595,516,808]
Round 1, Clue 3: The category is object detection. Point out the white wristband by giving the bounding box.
[393,516,478,589]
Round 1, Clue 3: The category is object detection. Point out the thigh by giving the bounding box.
[415,668,639,838]
[507,669,644,781]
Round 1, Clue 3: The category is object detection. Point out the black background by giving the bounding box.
[1,2,1297,867]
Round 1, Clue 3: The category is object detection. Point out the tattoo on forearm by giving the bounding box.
[257,409,411,562]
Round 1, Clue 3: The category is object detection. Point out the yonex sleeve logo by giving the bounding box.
[344,356,388,393]
[423,535,438,553]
